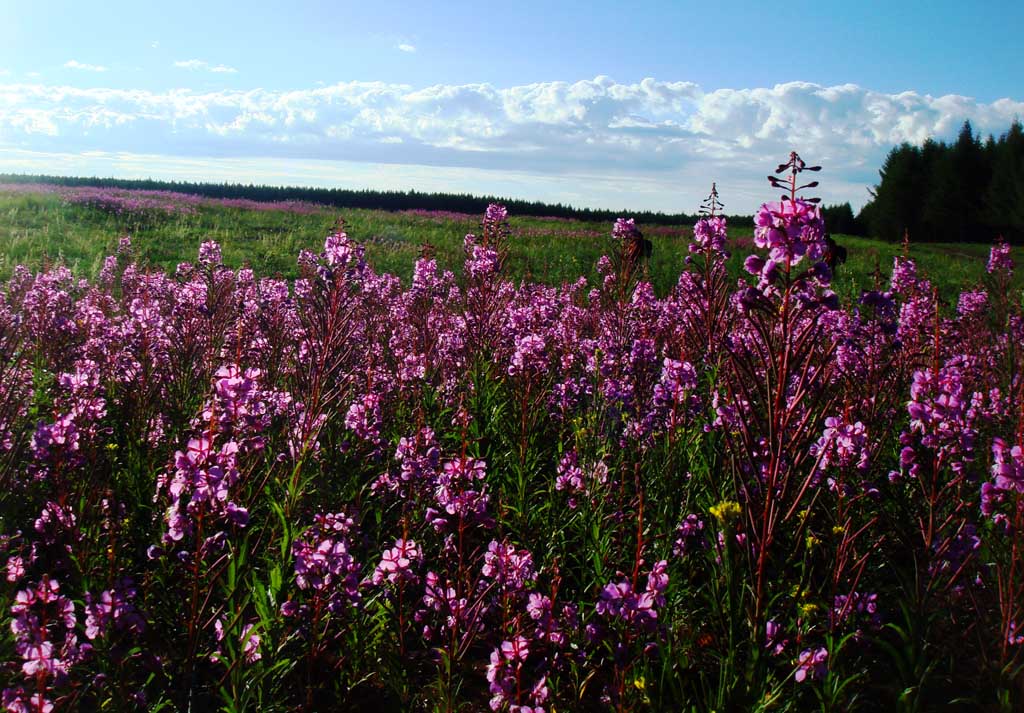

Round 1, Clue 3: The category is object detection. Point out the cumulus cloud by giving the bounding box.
[63,60,107,72]
[173,59,238,73]
[0,76,1020,210]
[397,43,417,53]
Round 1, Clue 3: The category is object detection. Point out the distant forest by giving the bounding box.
[858,120,1024,243]
[0,173,747,228]
[0,171,880,237]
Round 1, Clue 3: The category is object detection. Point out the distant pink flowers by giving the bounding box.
[0,183,327,217]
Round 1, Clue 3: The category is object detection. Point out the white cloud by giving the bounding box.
[0,77,1020,211]
[173,59,238,74]
[63,60,107,72]
[397,43,417,53]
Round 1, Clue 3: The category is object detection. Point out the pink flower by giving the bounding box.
[795,647,828,682]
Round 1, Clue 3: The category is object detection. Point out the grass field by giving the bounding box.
[0,188,1019,302]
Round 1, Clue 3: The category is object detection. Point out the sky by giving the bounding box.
[0,0,1022,213]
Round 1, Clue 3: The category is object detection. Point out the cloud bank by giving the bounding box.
[0,76,1020,211]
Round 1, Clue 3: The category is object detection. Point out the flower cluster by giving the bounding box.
[981,437,1024,527]
[611,218,640,242]
[289,512,362,612]
[691,216,728,254]
[795,647,828,683]
[372,538,422,586]
[752,199,827,269]
[987,240,1013,275]
[5,577,87,712]
[595,560,669,630]
[811,416,871,474]
[905,361,980,475]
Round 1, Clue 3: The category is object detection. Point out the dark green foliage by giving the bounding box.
[822,202,864,236]
[860,120,1024,243]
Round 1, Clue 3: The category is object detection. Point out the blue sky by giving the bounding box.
[1,0,1022,212]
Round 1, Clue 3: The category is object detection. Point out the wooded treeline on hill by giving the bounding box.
[858,120,1024,244]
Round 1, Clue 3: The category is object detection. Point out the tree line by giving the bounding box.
[0,173,764,228]
[858,120,1024,243]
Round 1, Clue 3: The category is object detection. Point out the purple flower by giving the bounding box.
[987,240,1013,275]
[292,515,361,609]
[372,538,421,586]
[84,581,145,640]
[500,635,530,662]
[672,514,706,556]
[752,199,826,268]
[982,437,1024,524]
[795,647,828,682]
[323,231,366,271]
[596,561,668,629]
[482,540,535,592]
[612,218,640,241]
[810,416,870,474]
[509,334,548,377]
[198,240,222,267]
[831,592,880,629]
[956,290,988,319]
[765,620,787,656]
[344,392,384,445]
[691,216,728,254]
[484,203,508,226]
[241,624,261,664]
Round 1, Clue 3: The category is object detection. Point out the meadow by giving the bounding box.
[0,183,1017,302]
[0,163,1022,712]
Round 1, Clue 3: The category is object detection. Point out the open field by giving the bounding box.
[1,186,1019,303]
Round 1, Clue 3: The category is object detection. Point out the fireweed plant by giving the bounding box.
[0,155,1022,712]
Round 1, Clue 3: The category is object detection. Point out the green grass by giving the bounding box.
[0,191,1019,303]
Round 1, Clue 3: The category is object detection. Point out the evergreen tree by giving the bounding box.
[984,120,1024,242]
[859,120,1023,243]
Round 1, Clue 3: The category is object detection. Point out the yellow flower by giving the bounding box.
[805,534,820,549]
[710,501,742,526]
[832,525,845,536]
[799,602,819,619]
[633,676,646,691]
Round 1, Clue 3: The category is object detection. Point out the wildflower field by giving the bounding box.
[0,156,1023,712]
[0,180,1014,301]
